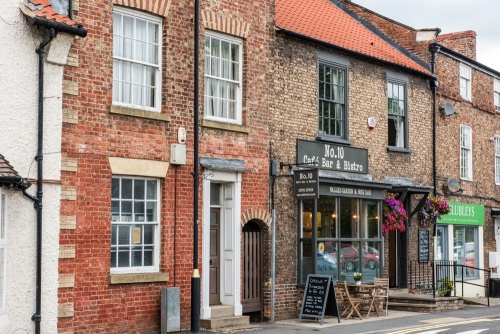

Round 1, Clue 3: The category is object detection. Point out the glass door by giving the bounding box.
[436,225,448,261]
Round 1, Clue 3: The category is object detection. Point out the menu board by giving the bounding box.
[419,229,430,262]
[299,275,339,324]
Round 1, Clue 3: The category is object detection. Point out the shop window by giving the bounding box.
[460,63,471,100]
[298,196,382,285]
[460,124,472,180]
[204,31,243,124]
[110,177,160,273]
[453,226,478,279]
[113,7,162,111]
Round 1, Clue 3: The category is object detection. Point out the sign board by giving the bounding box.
[299,275,340,324]
[418,229,430,263]
[294,169,319,200]
[437,202,484,226]
[296,139,368,174]
[319,184,385,200]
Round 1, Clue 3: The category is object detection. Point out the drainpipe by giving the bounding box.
[429,44,440,198]
[30,28,56,334]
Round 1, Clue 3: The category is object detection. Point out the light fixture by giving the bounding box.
[331,213,336,218]
[442,178,462,194]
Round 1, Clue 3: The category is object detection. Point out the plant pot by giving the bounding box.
[444,291,451,297]
[356,281,361,285]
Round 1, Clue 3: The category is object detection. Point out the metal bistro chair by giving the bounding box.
[373,277,389,316]
[336,280,363,320]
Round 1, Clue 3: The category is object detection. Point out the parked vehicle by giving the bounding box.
[317,252,338,279]
[362,245,380,270]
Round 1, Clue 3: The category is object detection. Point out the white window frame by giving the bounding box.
[112,7,162,112]
[318,61,347,139]
[110,176,160,273]
[460,124,472,180]
[387,80,408,149]
[0,190,7,315]
[204,31,243,125]
[495,136,500,185]
[494,78,500,111]
[460,63,471,101]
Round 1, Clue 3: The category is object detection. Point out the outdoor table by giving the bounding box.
[346,282,382,318]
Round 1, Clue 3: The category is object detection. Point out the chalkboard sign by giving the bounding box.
[419,229,430,262]
[299,275,340,324]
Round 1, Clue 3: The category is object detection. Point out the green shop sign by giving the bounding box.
[437,202,484,226]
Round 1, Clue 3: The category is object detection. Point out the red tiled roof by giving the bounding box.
[276,0,432,76]
[21,0,77,27]
[0,154,20,179]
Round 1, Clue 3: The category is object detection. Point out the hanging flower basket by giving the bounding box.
[419,194,451,225]
[382,193,407,235]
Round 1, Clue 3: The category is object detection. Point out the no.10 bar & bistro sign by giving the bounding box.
[294,169,319,200]
[296,139,368,174]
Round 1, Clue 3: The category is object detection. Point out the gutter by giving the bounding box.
[276,27,435,80]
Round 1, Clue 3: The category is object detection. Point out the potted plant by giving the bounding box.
[438,277,454,297]
[353,272,362,285]
[419,194,451,226]
[382,193,407,235]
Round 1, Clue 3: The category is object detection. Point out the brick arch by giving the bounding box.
[241,208,271,228]
[201,10,250,39]
[112,0,172,17]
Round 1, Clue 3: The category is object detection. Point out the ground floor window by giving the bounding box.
[298,195,382,284]
[110,176,160,273]
[453,226,478,279]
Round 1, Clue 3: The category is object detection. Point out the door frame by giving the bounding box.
[201,169,242,319]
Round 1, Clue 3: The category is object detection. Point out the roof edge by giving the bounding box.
[276,26,434,79]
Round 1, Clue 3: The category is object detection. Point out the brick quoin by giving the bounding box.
[59,0,272,332]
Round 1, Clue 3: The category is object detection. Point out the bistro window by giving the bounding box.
[318,63,347,139]
[111,177,160,272]
[298,196,382,285]
[453,226,478,279]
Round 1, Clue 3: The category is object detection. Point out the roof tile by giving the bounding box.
[276,0,431,76]
[22,0,78,27]
[0,154,20,179]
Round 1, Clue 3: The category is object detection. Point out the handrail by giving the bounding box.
[410,260,491,306]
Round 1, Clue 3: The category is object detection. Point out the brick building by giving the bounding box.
[268,0,435,319]
[57,0,271,332]
[342,0,500,297]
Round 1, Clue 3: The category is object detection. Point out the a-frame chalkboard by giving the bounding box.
[299,275,340,324]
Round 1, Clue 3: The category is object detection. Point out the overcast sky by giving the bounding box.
[352,0,500,71]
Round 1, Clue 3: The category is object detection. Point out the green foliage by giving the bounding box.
[438,277,454,297]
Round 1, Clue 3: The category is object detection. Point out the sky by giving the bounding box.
[352,0,500,71]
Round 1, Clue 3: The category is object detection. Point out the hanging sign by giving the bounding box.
[294,169,319,199]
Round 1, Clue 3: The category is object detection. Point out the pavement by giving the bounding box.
[204,297,500,334]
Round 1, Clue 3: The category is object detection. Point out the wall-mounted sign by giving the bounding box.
[296,139,368,174]
[418,229,430,263]
[437,202,484,226]
[319,184,385,200]
[294,169,319,200]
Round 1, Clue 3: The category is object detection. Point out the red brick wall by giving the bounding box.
[438,31,477,60]
[59,0,272,332]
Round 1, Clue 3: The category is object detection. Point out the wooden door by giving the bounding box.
[242,221,262,314]
[210,208,220,305]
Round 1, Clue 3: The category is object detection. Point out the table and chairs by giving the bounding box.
[335,278,389,320]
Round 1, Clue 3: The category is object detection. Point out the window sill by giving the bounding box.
[315,135,352,146]
[109,105,171,122]
[202,119,250,133]
[387,146,411,153]
[109,272,169,284]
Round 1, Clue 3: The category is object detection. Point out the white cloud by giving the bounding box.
[352,0,500,71]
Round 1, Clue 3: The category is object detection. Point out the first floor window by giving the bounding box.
[494,78,500,111]
[204,31,242,124]
[0,191,6,314]
[495,136,500,185]
[387,81,407,148]
[111,177,160,272]
[298,196,382,285]
[318,63,347,138]
[460,63,472,100]
[113,7,162,111]
[453,226,478,279]
[460,124,472,180]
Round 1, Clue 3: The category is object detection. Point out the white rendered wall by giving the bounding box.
[0,1,74,333]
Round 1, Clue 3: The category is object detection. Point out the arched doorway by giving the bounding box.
[242,220,263,317]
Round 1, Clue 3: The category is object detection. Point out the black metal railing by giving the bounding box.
[409,260,491,306]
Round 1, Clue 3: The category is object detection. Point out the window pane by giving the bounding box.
[361,200,379,238]
[132,246,143,266]
[339,197,358,238]
[111,225,118,245]
[121,201,132,222]
[134,202,145,222]
[118,248,130,267]
[112,178,120,198]
[111,200,120,222]
[147,180,157,199]
[146,202,157,222]
[118,225,130,245]
[299,239,313,285]
[144,247,154,266]
[144,225,154,244]
[121,179,132,199]
[134,180,145,199]
[210,183,221,205]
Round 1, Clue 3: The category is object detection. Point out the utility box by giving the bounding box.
[170,144,186,165]
[161,287,180,333]
[489,278,500,297]
[489,252,500,268]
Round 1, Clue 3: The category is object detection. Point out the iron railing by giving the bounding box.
[409,260,491,306]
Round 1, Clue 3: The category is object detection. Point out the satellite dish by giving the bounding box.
[440,102,457,117]
[446,178,461,193]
